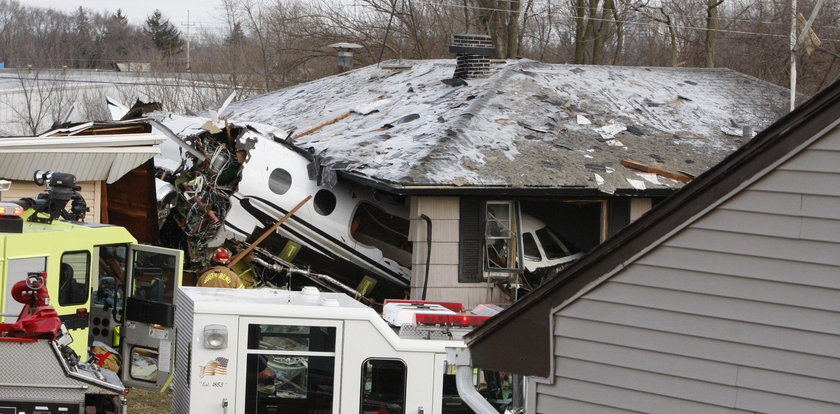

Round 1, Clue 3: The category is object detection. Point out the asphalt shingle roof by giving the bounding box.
[226,59,790,193]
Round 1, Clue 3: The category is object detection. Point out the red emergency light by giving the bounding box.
[414,313,491,327]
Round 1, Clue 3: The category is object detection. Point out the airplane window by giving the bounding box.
[314,189,337,215]
[268,169,292,195]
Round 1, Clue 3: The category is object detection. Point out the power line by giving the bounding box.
[0,74,263,91]
[401,0,840,42]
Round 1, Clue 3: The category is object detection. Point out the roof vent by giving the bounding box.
[449,34,496,79]
[329,43,363,73]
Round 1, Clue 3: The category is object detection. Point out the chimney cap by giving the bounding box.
[329,42,363,51]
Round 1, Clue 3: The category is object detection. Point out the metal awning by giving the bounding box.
[0,124,166,184]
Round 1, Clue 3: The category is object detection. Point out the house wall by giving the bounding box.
[408,196,507,308]
[538,126,840,412]
[0,180,100,223]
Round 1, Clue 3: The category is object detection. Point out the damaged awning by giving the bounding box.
[0,121,166,183]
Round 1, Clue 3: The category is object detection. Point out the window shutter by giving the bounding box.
[459,198,484,283]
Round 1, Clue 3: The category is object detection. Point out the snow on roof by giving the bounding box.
[225,59,790,193]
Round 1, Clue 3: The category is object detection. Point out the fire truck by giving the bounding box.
[0,172,183,413]
[0,172,505,414]
[172,286,502,413]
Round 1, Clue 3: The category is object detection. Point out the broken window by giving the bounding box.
[351,203,411,267]
[484,201,520,272]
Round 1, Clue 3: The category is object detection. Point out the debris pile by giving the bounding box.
[149,112,403,302]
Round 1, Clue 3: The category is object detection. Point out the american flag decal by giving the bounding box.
[200,357,229,378]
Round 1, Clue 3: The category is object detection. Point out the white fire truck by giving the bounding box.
[172,286,503,414]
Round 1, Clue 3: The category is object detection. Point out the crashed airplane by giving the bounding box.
[225,128,413,295]
[143,110,579,300]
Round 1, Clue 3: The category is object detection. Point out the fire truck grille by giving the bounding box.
[173,289,195,414]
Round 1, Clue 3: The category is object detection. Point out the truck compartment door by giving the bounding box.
[120,244,182,391]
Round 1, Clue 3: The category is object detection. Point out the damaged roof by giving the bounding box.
[225,59,790,194]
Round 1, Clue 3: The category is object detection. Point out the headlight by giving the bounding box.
[203,324,228,349]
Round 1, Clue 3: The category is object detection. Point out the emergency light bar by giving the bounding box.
[414,313,491,327]
[382,299,464,313]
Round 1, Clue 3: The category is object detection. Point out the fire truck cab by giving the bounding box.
[0,172,183,411]
[174,286,496,414]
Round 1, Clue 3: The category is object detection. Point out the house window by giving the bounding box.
[485,201,519,271]
[360,359,406,414]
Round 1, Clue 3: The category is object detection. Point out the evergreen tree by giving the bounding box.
[102,9,132,62]
[225,21,245,47]
[144,9,183,60]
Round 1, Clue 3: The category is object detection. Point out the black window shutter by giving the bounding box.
[459,198,484,283]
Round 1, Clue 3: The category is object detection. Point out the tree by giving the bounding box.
[573,0,618,64]
[704,0,724,67]
[144,9,183,61]
[475,0,522,58]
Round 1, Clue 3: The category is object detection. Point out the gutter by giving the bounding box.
[338,171,675,197]
[446,347,497,414]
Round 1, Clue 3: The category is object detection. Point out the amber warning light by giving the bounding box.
[0,203,23,217]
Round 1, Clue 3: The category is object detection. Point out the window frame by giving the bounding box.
[59,250,91,306]
[483,200,523,273]
[359,358,407,414]
[239,318,342,414]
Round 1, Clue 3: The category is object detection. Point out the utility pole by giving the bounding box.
[182,10,197,72]
[790,0,796,112]
[790,0,826,111]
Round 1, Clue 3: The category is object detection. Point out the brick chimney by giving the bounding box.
[449,34,497,79]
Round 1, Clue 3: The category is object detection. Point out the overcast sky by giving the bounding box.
[26,1,220,32]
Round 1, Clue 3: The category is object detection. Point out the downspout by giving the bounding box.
[420,214,432,300]
[446,347,498,414]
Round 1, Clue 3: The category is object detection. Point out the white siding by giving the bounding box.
[542,126,840,413]
[0,180,100,223]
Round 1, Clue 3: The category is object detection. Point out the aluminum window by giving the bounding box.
[484,201,520,271]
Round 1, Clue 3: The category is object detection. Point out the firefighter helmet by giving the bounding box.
[212,247,232,265]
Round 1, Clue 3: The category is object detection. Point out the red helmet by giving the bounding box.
[212,247,232,265]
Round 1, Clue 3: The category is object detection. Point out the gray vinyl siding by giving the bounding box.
[541,127,840,412]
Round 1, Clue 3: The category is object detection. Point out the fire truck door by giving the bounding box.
[120,244,183,390]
